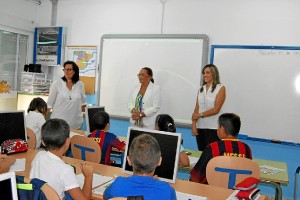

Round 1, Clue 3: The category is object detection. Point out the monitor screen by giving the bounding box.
[0,110,27,145]
[0,172,18,200]
[122,127,181,183]
[85,106,105,133]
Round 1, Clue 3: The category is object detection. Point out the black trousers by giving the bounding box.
[196,128,220,151]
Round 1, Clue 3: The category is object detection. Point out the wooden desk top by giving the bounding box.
[10,149,265,200]
[181,149,289,184]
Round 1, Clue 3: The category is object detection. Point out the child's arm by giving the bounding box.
[81,163,94,199]
[0,155,16,173]
[67,188,88,200]
[67,163,93,200]
[112,137,126,151]
[178,151,190,167]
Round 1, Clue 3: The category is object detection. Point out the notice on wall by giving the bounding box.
[65,46,97,94]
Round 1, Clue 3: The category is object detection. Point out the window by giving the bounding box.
[0,30,28,91]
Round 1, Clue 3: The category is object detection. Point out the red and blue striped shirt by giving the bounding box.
[88,130,126,165]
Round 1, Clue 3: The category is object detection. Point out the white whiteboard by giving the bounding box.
[98,34,209,125]
[212,45,300,143]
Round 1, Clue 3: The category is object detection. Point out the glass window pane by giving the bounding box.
[0,30,17,89]
[0,30,28,91]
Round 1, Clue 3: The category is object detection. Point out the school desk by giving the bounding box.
[181,149,288,200]
[10,149,265,200]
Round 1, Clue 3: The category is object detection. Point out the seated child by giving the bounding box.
[25,97,48,149]
[30,118,94,200]
[88,111,125,165]
[155,114,190,167]
[104,134,176,200]
[189,113,252,184]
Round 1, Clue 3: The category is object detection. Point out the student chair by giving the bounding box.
[206,156,260,189]
[70,135,101,163]
[26,127,36,150]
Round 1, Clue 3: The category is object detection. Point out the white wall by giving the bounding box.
[2,0,300,59]
[0,0,42,63]
[3,0,300,63]
[34,0,300,47]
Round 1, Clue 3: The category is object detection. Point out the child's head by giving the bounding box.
[93,111,110,130]
[27,97,48,116]
[128,134,161,175]
[217,113,241,138]
[41,118,70,150]
[155,114,176,133]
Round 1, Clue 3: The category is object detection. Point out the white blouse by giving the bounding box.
[47,79,86,129]
[196,84,224,129]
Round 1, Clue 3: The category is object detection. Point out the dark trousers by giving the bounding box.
[196,128,220,151]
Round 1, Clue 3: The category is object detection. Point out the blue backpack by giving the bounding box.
[16,176,48,200]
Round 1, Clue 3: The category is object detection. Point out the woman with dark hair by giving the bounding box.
[155,114,190,167]
[192,64,226,151]
[127,67,161,129]
[47,61,86,129]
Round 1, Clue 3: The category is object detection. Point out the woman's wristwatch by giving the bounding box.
[139,113,143,118]
[200,112,203,118]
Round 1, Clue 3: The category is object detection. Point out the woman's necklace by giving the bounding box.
[66,81,73,100]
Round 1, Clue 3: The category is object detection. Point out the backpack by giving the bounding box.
[16,176,49,200]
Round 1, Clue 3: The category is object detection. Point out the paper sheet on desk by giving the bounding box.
[76,173,113,189]
[9,158,26,172]
[260,165,285,175]
[176,191,207,200]
[92,179,114,195]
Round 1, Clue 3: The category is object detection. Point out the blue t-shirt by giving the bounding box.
[104,175,176,200]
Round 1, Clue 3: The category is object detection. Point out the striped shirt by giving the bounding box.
[190,139,252,184]
[88,130,126,165]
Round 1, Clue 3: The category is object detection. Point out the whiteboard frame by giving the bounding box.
[97,34,209,127]
[211,45,300,145]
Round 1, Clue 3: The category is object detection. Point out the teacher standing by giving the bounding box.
[47,61,86,129]
[192,64,226,151]
[127,67,161,129]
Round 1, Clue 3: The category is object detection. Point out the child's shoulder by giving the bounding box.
[106,131,118,137]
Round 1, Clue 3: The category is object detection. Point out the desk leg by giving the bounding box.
[260,180,282,200]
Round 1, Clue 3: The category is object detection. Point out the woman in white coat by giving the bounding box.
[127,67,161,129]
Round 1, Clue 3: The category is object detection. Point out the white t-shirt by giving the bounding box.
[196,84,224,129]
[25,111,45,149]
[30,151,80,199]
[47,79,86,129]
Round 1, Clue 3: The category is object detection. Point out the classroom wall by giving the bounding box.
[4,0,300,90]
[34,0,300,47]
[34,0,300,115]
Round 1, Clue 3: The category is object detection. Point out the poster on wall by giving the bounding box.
[34,27,64,65]
[65,46,97,94]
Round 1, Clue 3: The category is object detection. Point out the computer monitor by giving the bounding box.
[0,110,27,146]
[122,127,181,183]
[0,171,18,200]
[85,106,105,133]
